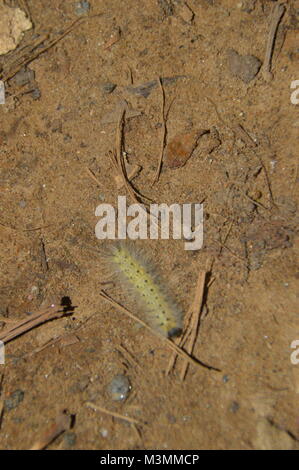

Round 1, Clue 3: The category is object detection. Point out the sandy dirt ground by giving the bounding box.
[0,0,298,450]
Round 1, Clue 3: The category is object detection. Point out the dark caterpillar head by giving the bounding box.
[167,327,182,338]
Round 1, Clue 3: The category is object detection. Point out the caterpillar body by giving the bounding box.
[108,243,183,338]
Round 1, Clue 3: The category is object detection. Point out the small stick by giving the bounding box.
[117,344,142,372]
[111,120,165,234]
[233,185,270,211]
[217,220,233,259]
[256,155,275,204]
[30,411,71,450]
[86,167,102,187]
[180,271,206,380]
[0,374,4,431]
[153,77,166,184]
[234,124,257,148]
[132,423,143,445]
[114,108,148,204]
[100,290,219,372]
[292,161,298,193]
[0,399,3,431]
[213,239,248,264]
[2,18,86,82]
[24,333,80,359]
[85,402,141,425]
[0,303,67,344]
[166,299,195,375]
[103,27,121,50]
[262,3,286,82]
[40,237,49,272]
[166,271,207,378]
[18,0,31,19]
[115,158,141,190]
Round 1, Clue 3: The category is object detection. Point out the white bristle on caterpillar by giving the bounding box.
[107,243,183,338]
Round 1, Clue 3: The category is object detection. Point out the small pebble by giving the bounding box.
[158,0,174,16]
[74,1,90,15]
[69,375,90,394]
[9,67,35,87]
[64,432,77,448]
[4,389,24,410]
[107,374,131,402]
[227,49,261,83]
[101,82,117,94]
[126,76,184,99]
[31,87,41,100]
[167,414,176,424]
[229,401,240,413]
[99,428,108,438]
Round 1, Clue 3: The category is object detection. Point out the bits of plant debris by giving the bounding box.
[164,129,209,169]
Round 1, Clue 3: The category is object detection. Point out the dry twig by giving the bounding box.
[85,167,102,187]
[1,18,86,82]
[153,77,166,183]
[0,374,4,431]
[0,302,71,344]
[30,411,72,450]
[179,271,207,380]
[18,0,31,19]
[262,3,286,82]
[1,13,103,82]
[86,401,141,425]
[100,290,218,372]
[166,271,208,379]
[113,107,148,204]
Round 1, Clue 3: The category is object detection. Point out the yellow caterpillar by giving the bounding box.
[109,243,183,338]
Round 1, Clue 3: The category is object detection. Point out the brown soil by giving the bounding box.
[0,0,298,450]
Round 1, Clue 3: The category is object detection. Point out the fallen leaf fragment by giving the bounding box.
[164,129,209,169]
